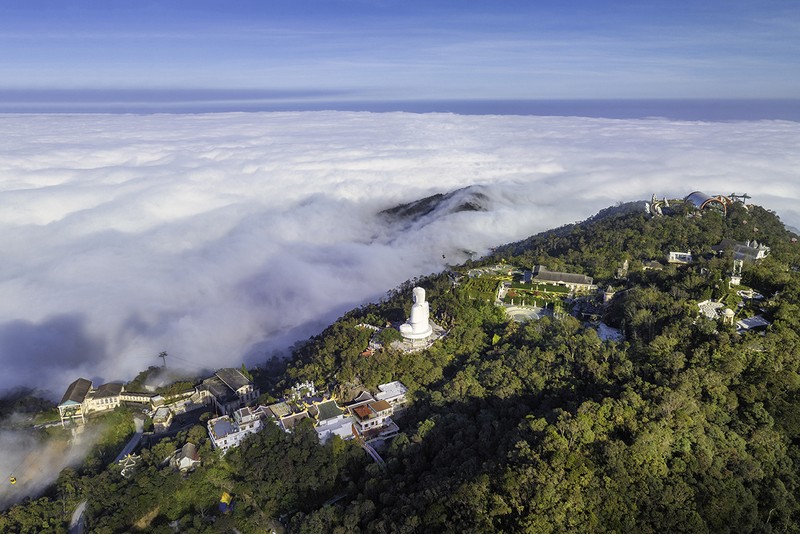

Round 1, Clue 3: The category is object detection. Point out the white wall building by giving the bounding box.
[207,406,267,454]
[375,381,408,410]
[85,383,123,413]
[58,378,125,426]
[351,400,394,434]
[668,251,693,265]
[314,414,357,444]
[153,406,173,433]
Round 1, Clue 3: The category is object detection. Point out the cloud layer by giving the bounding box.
[0,111,798,397]
[0,428,98,509]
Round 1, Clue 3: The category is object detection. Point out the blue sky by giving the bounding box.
[1,0,799,101]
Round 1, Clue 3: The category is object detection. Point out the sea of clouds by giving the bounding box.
[0,111,798,398]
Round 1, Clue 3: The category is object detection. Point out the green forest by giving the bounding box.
[3,199,800,533]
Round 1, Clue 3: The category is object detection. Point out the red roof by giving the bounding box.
[353,405,373,420]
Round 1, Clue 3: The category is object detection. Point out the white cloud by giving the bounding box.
[0,426,98,509]
[0,111,798,397]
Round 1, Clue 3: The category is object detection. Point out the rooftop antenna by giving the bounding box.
[158,351,168,368]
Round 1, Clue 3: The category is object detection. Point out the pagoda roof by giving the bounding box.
[313,400,344,421]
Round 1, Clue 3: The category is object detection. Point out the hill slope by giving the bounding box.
[4,200,800,533]
[285,200,800,532]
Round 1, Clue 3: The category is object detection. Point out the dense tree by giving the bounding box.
[6,201,800,532]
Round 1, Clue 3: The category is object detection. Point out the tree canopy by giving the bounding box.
[4,200,800,533]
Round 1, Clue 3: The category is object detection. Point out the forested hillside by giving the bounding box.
[282,201,800,532]
[3,200,800,533]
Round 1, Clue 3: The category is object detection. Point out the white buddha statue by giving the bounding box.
[399,287,433,340]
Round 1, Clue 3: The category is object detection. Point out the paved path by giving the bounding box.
[69,416,146,534]
[69,500,86,534]
[362,442,386,469]
[114,417,144,463]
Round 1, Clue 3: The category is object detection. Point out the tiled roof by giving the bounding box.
[59,378,92,406]
[281,412,308,430]
[153,406,172,420]
[353,405,373,420]
[314,415,356,441]
[714,240,770,261]
[203,376,237,402]
[216,368,251,391]
[532,265,593,286]
[315,400,344,421]
[736,315,771,331]
[350,391,375,404]
[268,402,292,418]
[93,382,123,398]
[180,442,199,461]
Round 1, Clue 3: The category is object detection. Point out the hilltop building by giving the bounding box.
[527,265,595,293]
[267,400,310,432]
[200,368,259,415]
[311,399,356,444]
[57,378,125,426]
[722,308,736,326]
[266,380,408,444]
[713,240,770,262]
[375,381,408,411]
[152,406,174,433]
[350,400,395,436]
[119,391,158,405]
[207,405,268,454]
[84,382,123,412]
[170,442,201,473]
[668,251,693,265]
[643,260,664,271]
[58,378,92,426]
[736,315,771,334]
[203,379,409,451]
